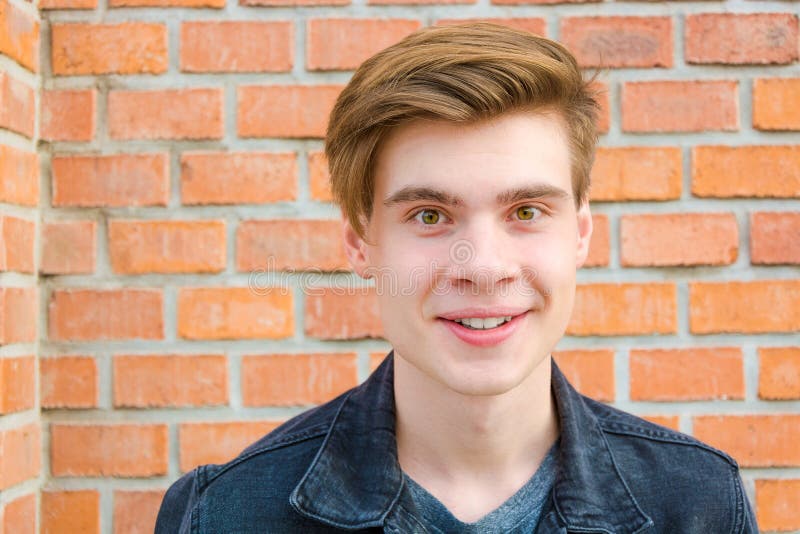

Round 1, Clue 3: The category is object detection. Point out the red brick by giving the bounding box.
[369,351,388,373]
[583,214,609,267]
[109,89,224,140]
[181,151,297,205]
[41,220,96,274]
[237,219,348,271]
[0,145,38,206]
[622,81,738,132]
[241,0,346,5]
[41,356,98,409]
[237,85,342,138]
[568,283,677,336]
[753,78,800,131]
[40,0,96,8]
[307,19,420,71]
[51,153,168,207]
[756,479,800,532]
[111,0,222,6]
[690,280,800,334]
[114,354,228,407]
[0,0,39,72]
[620,213,738,267]
[50,424,168,477]
[2,493,35,534]
[759,347,800,400]
[177,287,293,340]
[108,220,226,274]
[693,415,800,467]
[0,423,40,489]
[0,356,35,414]
[304,288,383,340]
[560,17,672,68]
[308,151,332,202]
[113,490,166,534]
[492,0,597,5]
[178,421,282,471]
[641,415,679,432]
[180,21,293,73]
[51,23,167,75]
[49,289,164,341]
[630,347,744,401]
[369,0,470,4]
[41,490,99,534]
[686,14,799,65]
[0,287,37,344]
[0,72,34,138]
[436,18,546,36]
[41,89,95,142]
[751,212,800,265]
[242,353,358,406]
[552,349,614,402]
[0,216,35,273]
[692,145,800,198]
[593,81,610,134]
[590,147,682,201]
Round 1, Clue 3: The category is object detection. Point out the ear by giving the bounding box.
[341,215,372,279]
[575,199,593,269]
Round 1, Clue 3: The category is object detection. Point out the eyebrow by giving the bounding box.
[382,183,573,208]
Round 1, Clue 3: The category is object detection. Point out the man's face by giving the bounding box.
[342,109,593,396]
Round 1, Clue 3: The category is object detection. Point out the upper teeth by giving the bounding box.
[454,316,512,329]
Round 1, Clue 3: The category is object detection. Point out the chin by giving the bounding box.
[438,359,534,397]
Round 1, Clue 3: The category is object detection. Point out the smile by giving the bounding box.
[438,311,528,347]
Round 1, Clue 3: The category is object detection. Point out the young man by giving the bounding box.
[156,23,759,533]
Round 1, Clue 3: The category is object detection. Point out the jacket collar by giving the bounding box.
[290,350,653,533]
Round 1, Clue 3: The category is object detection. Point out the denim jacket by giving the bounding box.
[156,351,759,533]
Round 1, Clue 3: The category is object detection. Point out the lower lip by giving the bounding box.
[438,312,528,347]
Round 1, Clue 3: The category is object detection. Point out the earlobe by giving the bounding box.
[341,215,372,279]
[575,200,593,269]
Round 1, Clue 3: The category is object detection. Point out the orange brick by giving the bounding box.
[41,220,96,275]
[181,151,297,205]
[114,354,228,407]
[0,423,40,489]
[51,424,168,477]
[113,490,167,534]
[593,81,610,134]
[640,415,680,431]
[0,0,39,72]
[0,145,38,206]
[242,353,358,406]
[493,0,595,4]
[552,349,615,402]
[108,89,223,140]
[620,213,738,266]
[40,0,96,8]
[690,280,800,334]
[41,356,98,409]
[0,287,37,344]
[755,479,800,532]
[436,18,546,36]
[369,0,472,3]
[41,490,99,534]
[590,147,681,201]
[622,81,738,132]
[2,493,35,534]
[111,0,223,6]
[178,421,282,471]
[177,287,293,340]
[108,220,226,274]
[236,219,348,271]
[692,145,800,198]
[686,14,799,65]
[0,72,34,138]
[693,415,800,467]
[369,351,389,373]
[583,214,609,267]
[0,216,35,273]
[41,89,95,142]
[237,85,342,138]
[180,21,293,73]
[307,19,420,71]
[759,347,800,400]
[308,151,332,202]
[51,23,167,75]
[51,153,168,207]
[630,347,744,401]
[0,356,35,414]
[560,17,672,68]
[241,0,347,5]
[304,288,383,340]
[568,283,676,336]
[751,212,800,264]
[49,288,164,341]
[753,78,800,131]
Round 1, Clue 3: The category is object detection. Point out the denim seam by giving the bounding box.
[730,464,744,534]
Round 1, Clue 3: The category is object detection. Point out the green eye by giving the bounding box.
[516,206,539,221]
[419,209,440,224]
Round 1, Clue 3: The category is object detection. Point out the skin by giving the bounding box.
[341,109,593,522]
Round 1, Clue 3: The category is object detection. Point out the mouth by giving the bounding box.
[436,311,529,347]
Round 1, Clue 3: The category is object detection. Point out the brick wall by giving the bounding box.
[0,0,797,531]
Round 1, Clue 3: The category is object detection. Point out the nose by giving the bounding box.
[445,221,518,294]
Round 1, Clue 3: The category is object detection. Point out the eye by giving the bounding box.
[410,208,449,226]
[514,205,544,222]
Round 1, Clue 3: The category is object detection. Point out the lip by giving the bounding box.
[437,311,528,347]
[437,307,531,321]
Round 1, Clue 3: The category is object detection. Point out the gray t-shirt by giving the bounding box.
[400,437,560,533]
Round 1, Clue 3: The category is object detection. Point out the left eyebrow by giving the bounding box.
[382,183,572,208]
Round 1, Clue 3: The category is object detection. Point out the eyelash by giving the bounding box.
[406,204,547,228]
